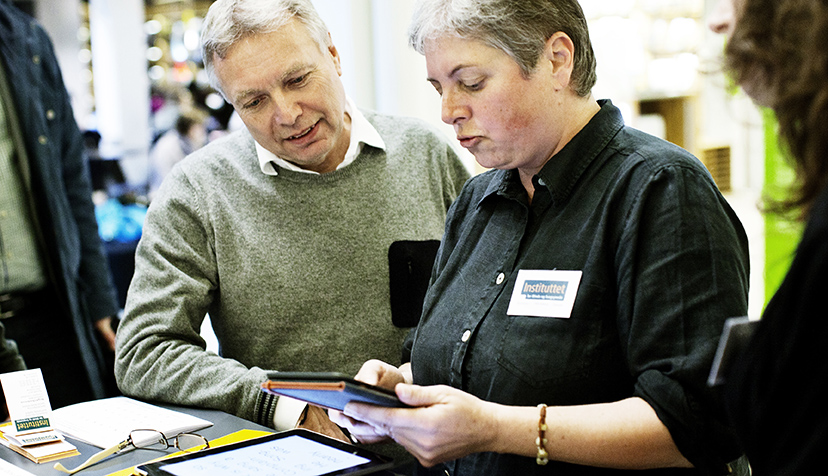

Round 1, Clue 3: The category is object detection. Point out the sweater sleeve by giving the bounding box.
[114,169,274,427]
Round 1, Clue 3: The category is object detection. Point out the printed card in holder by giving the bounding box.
[0,369,79,463]
[136,429,394,476]
[261,372,410,412]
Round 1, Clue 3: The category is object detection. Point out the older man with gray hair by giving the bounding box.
[114,0,468,452]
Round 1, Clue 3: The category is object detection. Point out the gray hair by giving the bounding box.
[201,0,331,96]
[408,0,597,97]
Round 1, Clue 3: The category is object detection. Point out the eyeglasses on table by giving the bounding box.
[54,429,210,474]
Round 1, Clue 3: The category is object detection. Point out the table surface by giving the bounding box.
[0,402,400,476]
[1,403,271,476]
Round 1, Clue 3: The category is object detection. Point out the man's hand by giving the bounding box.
[297,404,351,443]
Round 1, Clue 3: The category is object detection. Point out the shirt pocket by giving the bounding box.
[495,283,612,390]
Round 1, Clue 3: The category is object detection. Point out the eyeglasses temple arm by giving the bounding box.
[53,439,130,474]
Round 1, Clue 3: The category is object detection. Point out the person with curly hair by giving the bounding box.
[709,0,828,473]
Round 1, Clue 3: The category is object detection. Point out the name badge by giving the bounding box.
[506,269,582,318]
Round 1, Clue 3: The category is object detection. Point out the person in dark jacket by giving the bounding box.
[709,0,828,474]
[0,0,120,409]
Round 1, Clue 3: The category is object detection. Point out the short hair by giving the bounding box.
[408,0,597,97]
[201,0,331,96]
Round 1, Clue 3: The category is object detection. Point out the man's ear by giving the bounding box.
[327,32,343,76]
[543,31,575,91]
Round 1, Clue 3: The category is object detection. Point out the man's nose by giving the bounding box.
[272,90,301,125]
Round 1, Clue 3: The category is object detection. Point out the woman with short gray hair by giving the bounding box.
[332,0,748,474]
[408,0,597,96]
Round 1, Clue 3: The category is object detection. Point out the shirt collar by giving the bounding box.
[256,97,385,176]
[482,99,624,206]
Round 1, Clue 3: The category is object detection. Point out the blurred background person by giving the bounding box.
[0,0,121,408]
[708,0,828,474]
[148,107,209,198]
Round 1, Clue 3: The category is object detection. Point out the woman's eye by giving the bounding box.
[427,80,443,96]
[462,81,483,91]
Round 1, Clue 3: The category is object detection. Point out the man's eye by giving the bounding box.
[244,98,263,109]
[289,74,308,86]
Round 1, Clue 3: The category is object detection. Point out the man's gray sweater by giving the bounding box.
[114,111,469,428]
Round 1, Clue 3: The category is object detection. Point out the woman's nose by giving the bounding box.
[441,89,469,125]
[708,0,736,36]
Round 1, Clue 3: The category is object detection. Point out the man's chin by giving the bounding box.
[286,155,338,174]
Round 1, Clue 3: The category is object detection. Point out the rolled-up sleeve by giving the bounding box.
[619,161,749,471]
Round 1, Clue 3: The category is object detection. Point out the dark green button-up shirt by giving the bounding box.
[407,100,749,476]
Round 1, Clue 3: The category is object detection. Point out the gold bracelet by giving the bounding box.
[536,403,549,465]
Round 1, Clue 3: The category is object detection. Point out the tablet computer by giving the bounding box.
[136,429,393,476]
[261,372,410,411]
[708,316,757,387]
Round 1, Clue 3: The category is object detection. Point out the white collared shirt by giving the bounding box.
[255,97,385,176]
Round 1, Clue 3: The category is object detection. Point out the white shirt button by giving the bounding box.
[495,272,505,285]
[461,330,471,342]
